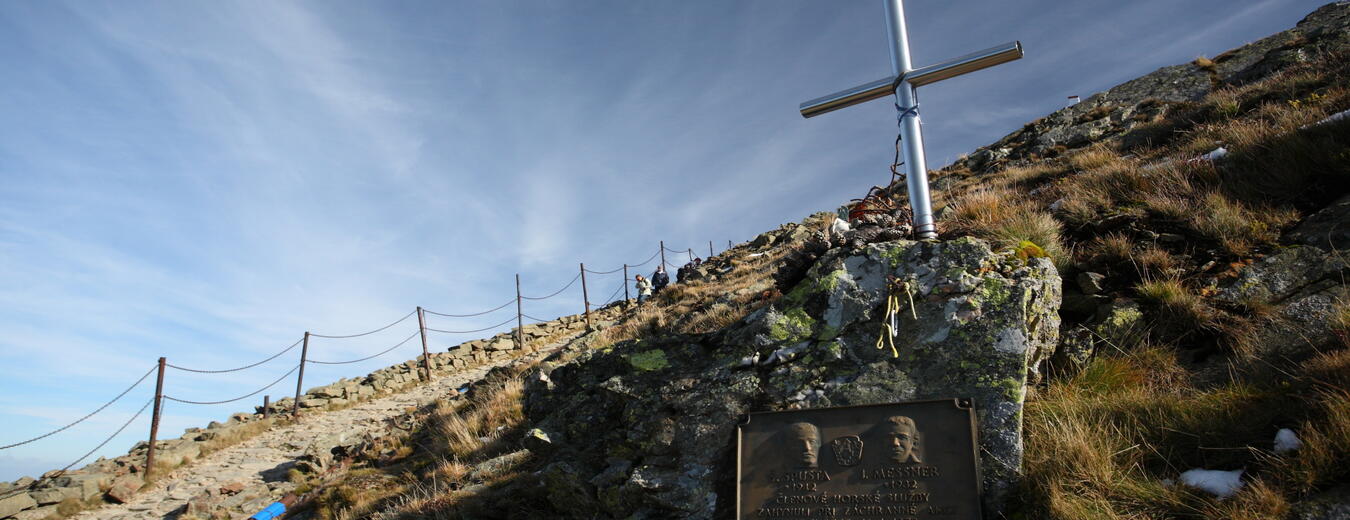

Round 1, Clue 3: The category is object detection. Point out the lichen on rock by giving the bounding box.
[523,237,1061,518]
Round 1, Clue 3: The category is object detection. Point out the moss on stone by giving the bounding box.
[815,323,840,341]
[625,349,669,372]
[822,341,843,359]
[980,278,1012,306]
[769,308,817,342]
[881,244,909,269]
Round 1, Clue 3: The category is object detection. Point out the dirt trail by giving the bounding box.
[73,331,585,520]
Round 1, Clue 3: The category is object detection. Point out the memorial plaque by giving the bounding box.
[737,399,981,519]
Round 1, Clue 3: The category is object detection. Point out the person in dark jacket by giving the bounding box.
[652,266,670,292]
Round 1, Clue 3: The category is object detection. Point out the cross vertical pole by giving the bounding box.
[417,306,431,382]
[580,263,592,331]
[623,264,630,303]
[887,0,936,239]
[144,356,165,479]
[515,274,524,350]
[659,241,666,270]
[293,332,309,417]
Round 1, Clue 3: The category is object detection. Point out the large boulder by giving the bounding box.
[526,237,1060,519]
[0,492,36,518]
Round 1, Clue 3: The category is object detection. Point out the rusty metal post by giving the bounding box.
[293,332,309,416]
[263,395,271,420]
[580,263,592,331]
[623,264,630,303]
[515,274,524,350]
[417,306,431,382]
[688,248,694,262]
[144,356,166,479]
[659,241,666,270]
[709,241,714,258]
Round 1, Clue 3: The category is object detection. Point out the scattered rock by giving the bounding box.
[1077,272,1106,295]
[105,474,144,504]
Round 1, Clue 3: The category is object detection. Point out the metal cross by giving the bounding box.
[801,0,1023,239]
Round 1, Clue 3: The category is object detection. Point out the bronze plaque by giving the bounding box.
[736,399,981,519]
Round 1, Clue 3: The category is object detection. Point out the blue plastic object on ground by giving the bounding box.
[248,502,286,520]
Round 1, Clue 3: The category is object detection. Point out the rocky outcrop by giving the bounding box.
[953,2,1350,173]
[524,237,1060,519]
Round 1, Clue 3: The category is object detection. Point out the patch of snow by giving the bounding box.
[1201,146,1228,161]
[1274,428,1302,453]
[1306,108,1350,129]
[1179,468,1244,498]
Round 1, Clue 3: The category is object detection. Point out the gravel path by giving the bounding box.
[72,332,581,520]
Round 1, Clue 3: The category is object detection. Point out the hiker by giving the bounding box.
[635,274,653,305]
[652,265,670,293]
[676,261,692,283]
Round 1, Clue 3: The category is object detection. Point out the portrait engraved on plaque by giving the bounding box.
[786,422,821,469]
[830,435,863,467]
[884,415,923,464]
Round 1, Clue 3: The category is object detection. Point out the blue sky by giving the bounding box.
[0,0,1326,480]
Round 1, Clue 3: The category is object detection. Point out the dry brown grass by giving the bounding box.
[1067,145,1121,172]
[1136,277,1216,335]
[947,187,1067,266]
[1132,245,1181,280]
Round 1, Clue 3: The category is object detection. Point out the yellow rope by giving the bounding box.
[876,293,899,358]
[877,278,917,358]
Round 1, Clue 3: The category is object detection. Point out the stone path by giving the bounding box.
[72,331,586,520]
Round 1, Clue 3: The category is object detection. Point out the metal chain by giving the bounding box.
[1,363,157,450]
[309,309,417,339]
[521,313,553,323]
[628,250,660,268]
[583,265,626,275]
[167,337,302,374]
[308,330,421,365]
[3,396,156,497]
[602,280,626,305]
[424,315,518,335]
[163,364,301,405]
[521,273,581,300]
[424,298,515,318]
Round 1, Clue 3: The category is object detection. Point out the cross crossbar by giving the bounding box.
[800,0,1023,239]
[800,41,1022,118]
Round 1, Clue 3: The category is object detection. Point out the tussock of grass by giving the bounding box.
[1067,145,1120,172]
[947,187,1067,267]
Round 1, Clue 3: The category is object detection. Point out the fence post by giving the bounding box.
[709,241,714,258]
[688,248,694,262]
[623,264,630,303]
[417,306,431,382]
[293,332,309,417]
[515,274,524,350]
[580,263,592,331]
[144,357,165,479]
[263,395,271,420]
[659,241,666,270]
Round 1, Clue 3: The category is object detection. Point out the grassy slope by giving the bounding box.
[931,49,1350,518]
